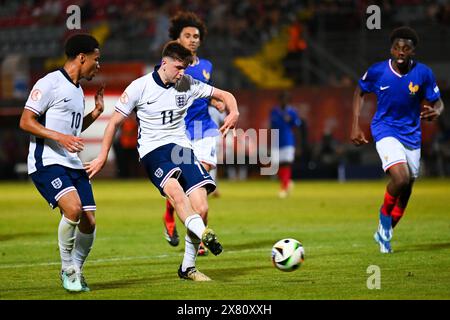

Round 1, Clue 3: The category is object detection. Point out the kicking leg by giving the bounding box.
[189,187,209,255]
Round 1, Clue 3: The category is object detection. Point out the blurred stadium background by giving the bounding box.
[1,0,449,181]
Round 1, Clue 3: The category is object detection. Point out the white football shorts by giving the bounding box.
[375,136,421,178]
[272,146,296,164]
[192,136,218,168]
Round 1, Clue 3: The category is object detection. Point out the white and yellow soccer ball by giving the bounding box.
[271,238,305,272]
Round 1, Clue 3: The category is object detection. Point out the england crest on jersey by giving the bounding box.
[175,94,186,108]
[155,168,164,178]
[51,178,63,189]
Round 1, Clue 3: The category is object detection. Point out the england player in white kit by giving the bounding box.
[86,41,239,281]
[20,34,104,292]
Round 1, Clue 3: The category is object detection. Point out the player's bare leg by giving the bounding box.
[162,162,212,248]
[164,178,198,223]
[164,179,221,281]
[164,178,220,252]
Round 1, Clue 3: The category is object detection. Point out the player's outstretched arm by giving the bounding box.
[421,98,444,121]
[82,85,105,132]
[211,88,239,136]
[20,109,84,153]
[210,98,226,112]
[351,86,369,146]
[84,111,126,179]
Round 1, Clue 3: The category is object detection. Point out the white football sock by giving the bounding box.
[73,228,96,272]
[58,216,79,271]
[182,232,200,272]
[184,214,206,240]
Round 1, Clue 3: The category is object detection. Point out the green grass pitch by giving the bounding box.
[0,178,449,300]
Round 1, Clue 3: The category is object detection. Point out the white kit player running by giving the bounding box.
[85,41,239,281]
[19,34,104,292]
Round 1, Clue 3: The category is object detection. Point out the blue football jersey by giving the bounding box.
[184,58,219,140]
[359,59,440,149]
[270,106,302,148]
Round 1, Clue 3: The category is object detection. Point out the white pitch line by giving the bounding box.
[0,248,270,270]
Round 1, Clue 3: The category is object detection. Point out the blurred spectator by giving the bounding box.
[311,129,345,179]
[283,14,308,84]
[428,109,450,176]
[112,116,139,178]
[0,129,22,179]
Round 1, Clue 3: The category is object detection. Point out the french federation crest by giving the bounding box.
[175,94,187,108]
[155,168,164,178]
[408,82,419,96]
[51,178,63,189]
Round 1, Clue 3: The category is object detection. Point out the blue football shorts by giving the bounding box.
[141,143,216,197]
[30,164,96,211]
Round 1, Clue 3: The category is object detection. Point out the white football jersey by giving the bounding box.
[24,69,85,174]
[115,70,214,158]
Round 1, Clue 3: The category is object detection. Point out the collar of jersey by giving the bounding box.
[388,59,416,78]
[59,68,80,88]
[152,65,174,89]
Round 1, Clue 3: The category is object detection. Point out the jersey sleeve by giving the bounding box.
[24,77,55,115]
[423,67,440,102]
[115,80,141,117]
[190,76,214,100]
[358,64,378,93]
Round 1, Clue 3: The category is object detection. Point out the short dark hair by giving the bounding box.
[390,26,419,47]
[64,34,99,59]
[162,41,194,66]
[169,11,207,41]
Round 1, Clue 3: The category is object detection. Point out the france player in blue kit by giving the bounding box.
[351,27,444,253]
[162,12,226,254]
[270,91,302,198]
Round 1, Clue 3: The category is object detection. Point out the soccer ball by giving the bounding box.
[271,238,305,272]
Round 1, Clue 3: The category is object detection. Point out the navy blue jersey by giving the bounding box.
[270,106,302,148]
[359,59,440,149]
[184,58,219,140]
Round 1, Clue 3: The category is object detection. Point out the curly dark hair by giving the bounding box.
[169,11,207,41]
[390,26,419,47]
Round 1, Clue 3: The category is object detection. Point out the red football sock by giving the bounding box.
[164,199,175,223]
[285,166,292,187]
[391,205,405,228]
[278,166,290,190]
[381,190,397,217]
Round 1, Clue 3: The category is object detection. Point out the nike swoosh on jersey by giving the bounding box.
[380,86,390,90]
[63,98,71,102]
